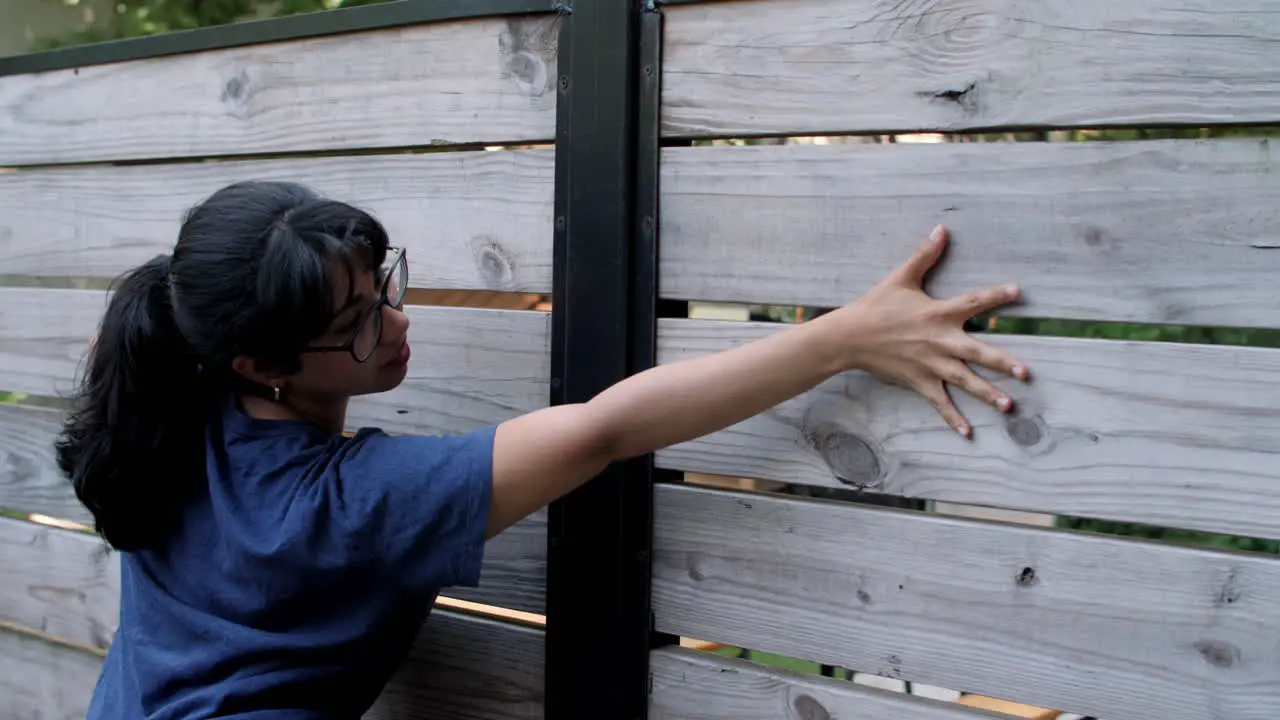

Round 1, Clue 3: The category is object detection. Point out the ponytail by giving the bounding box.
[54,180,394,551]
[56,255,211,551]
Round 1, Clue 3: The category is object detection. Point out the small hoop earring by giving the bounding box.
[272,385,281,403]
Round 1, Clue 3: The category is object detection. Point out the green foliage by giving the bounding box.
[1058,516,1280,555]
[33,0,394,50]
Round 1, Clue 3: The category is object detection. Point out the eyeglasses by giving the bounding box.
[304,246,408,363]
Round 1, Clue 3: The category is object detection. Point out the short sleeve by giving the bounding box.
[315,425,496,595]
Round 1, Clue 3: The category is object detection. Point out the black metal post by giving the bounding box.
[546,1,670,718]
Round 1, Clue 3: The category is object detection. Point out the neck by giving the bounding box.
[238,392,349,435]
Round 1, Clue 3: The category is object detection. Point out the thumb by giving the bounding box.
[895,225,948,287]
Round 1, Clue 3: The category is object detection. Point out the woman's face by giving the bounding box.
[286,250,413,402]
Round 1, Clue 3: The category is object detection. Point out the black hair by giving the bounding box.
[55,180,390,551]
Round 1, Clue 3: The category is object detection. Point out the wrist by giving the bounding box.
[797,310,861,377]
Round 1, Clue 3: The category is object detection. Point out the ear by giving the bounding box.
[230,355,286,388]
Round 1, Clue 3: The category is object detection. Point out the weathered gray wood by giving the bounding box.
[0,16,559,165]
[346,307,551,437]
[0,627,104,720]
[655,318,1280,542]
[366,610,544,720]
[0,517,117,651]
[0,609,542,720]
[660,139,1280,327]
[662,0,1280,137]
[0,404,89,524]
[0,149,555,292]
[654,483,1280,720]
[650,647,1004,719]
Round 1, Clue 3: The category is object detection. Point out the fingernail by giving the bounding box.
[957,423,970,437]
[1005,283,1020,298]
[1012,364,1027,380]
[931,225,946,243]
[996,396,1012,411]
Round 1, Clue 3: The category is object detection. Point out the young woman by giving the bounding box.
[57,180,1028,719]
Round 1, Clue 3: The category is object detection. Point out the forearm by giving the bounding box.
[589,316,846,461]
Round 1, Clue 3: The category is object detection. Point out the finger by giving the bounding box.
[917,379,971,437]
[949,337,1030,381]
[940,282,1020,319]
[895,225,948,287]
[938,358,1014,413]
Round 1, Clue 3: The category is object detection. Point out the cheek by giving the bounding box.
[295,352,368,390]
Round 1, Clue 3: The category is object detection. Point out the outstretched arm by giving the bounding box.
[487,226,1028,538]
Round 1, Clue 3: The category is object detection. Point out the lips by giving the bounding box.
[385,340,410,368]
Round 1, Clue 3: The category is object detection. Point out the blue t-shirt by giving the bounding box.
[86,397,496,719]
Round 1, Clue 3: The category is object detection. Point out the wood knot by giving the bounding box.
[470,235,516,288]
[856,589,872,605]
[1194,640,1241,669]
[791,694,831,720]
[804,424,882,489]
[1215,572,1242,607]
[1015,567,1038,588]
[1004,412,1047,449]
[221,70,250,103]
[499,17,557,97]
[686,553,706,582]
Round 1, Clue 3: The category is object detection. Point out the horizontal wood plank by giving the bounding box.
[661,0,1280,137]
[346,306,551,437]
[0,627,104,720]
[656,318,1280,541]
[653,484,1280,720]
[366,610,544,720]
[0,149,555,292]
[660,140,1280,327]
[0,517,118,651]
[0,15,559,165]
[0,404,89,524]
[649,647,1003,719]
[1,516,544,718]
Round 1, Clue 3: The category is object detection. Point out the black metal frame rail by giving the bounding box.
[0,0,564,76]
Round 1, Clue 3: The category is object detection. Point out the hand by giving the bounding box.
[820,225,1029,437]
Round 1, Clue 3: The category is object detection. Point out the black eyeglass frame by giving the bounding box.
[302,246,408,363]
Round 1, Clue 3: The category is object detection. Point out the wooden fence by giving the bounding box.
[2,0,1279,718]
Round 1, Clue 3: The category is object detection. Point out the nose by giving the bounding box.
[383,302,410,342]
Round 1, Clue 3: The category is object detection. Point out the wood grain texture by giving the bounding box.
[649,647,1004,719]
[660,140,1280,327]
[0,627,104,720]
[661,0,1280,137]
[366,610,544,720]
[0,149,555,292]
[655,318,1280,541]
[0,15,560,165]
[0,404,90,524]
[0,517,117,651]
[653,484,1280,720]
[346,306,551,437]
